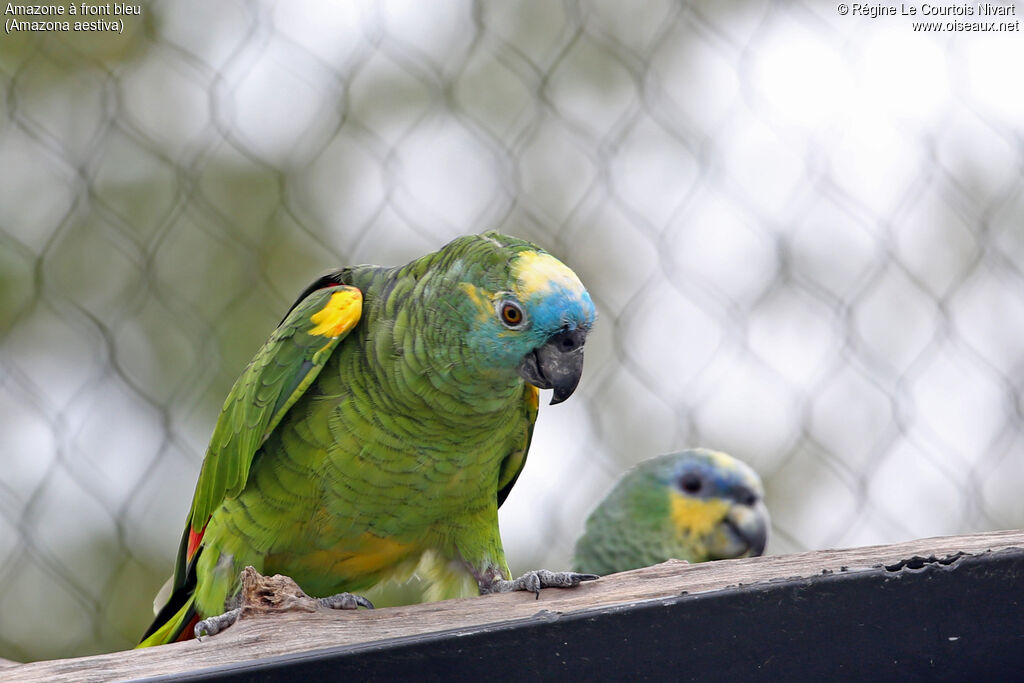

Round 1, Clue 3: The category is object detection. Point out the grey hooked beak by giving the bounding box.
[518,327,588,405]
[722,501,769,558]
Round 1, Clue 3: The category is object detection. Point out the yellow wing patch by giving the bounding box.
[309,287,363,337]
[669,491,731,538]
[511,251,587,300]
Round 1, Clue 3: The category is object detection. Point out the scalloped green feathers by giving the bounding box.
[140,233,594,647]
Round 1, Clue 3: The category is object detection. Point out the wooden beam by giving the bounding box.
[6,529,1024,682]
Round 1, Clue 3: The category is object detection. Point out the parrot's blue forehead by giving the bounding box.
[665,449,764,497]
[511,251,596,332]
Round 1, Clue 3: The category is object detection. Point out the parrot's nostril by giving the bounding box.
[551,328,585,353]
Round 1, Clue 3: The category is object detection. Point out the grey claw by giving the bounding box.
[490,569,601,596]
[194,607,242,640]
[317,592,374,611]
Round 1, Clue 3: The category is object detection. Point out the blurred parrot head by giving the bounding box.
[450,232,597,404]
[572,449,769,575]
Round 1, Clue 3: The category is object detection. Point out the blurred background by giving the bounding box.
[1,0,1023,662]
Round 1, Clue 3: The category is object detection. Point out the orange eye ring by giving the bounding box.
[499,301,525,328]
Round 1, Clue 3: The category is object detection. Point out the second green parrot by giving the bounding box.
[572,449,769,575]
[140,232,597,647]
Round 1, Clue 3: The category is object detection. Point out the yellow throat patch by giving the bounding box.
[669,491,731,539]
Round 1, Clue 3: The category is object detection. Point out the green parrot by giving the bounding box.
[139,232,597,647]
[572,449,769,575]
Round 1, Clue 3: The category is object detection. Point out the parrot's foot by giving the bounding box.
[317,592,374,611]
[486,569,599,599]
[194,566,373,642]
[194,608,241,640]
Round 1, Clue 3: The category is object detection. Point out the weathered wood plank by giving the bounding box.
[6,529,1024,682]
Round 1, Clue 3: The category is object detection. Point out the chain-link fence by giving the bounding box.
[1,0,1022,662]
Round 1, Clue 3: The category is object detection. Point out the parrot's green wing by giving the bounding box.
[185,284,363,559]
[141,284,362,647]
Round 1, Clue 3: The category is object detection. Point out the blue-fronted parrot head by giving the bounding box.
[573,449,770,574]
[452,232,596,404]
[650,448,769,560]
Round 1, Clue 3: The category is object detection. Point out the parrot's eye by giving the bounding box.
[498,300,526,329]
[678,472,703,495]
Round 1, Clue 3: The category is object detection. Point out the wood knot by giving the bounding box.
[239,566,320,617]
